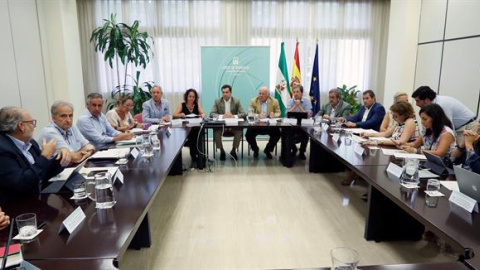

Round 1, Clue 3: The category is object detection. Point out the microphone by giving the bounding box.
[1,217,15,270]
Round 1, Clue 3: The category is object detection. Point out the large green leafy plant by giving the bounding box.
[337,85,362,115]
[90,13,154,114]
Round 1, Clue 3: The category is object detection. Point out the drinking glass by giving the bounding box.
[88,172,116,209]
[247,108,255,124]
[151,135,160,150]
[16,213,37,237]
[426,179,441,207]
[331,247,359,270]
[73,180,87,199]
[400,158,420,185]
[142,134,153,157]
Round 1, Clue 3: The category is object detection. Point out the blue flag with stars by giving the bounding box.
[309,43,320,115]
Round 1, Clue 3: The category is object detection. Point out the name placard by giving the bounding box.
[449,190,478,213]
[131,148,140,159]
[114,170,124,184]
[58,206,86,234]
[354,143,365,156]
[332,133,340,142]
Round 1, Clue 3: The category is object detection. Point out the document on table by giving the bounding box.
[369,137,391,142]
[393,152,427,160]
[418,169,440,178]
[116,137,137,146]
[351,134,367,143]
[347,128,378,134]
[382,149,404,156]
[441,181,459,191]
[90,148,130,159]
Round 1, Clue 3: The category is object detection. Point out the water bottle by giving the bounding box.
[400,158,420,186]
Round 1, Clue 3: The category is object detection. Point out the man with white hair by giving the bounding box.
[246,86,281,159]
[0,106,64,204]
[39,101,95,163]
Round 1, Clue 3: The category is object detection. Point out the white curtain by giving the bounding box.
[77,0,390,107]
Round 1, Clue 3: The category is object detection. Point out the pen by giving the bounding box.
[37,221,46,230]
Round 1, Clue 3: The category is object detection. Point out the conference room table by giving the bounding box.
[0,127,189,268]
[302,125,480,269]
[188,120,296,168]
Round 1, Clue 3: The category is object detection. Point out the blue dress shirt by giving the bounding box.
[39,122,90,152]
[77,109,120,149]
[142,98,172,123]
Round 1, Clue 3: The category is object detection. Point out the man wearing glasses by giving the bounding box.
[0,106,64,204]
[39,101,95,164]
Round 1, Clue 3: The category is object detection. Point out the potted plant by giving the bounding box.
[337,84,362,115]
[90,13,154,114]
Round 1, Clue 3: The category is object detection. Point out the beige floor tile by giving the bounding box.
[121,141,455,269]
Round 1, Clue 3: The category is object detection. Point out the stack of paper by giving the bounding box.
[131,128,147,135]
[382,149,404,156]
[116,138,137,146]
[90,148,130,159]
[351,134,367,143]
[369,137,391,142]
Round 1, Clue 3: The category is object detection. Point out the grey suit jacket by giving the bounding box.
[316,100,351,118]
[210,97,246,119]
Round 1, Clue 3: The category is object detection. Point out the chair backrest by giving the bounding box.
[134,113,142,123]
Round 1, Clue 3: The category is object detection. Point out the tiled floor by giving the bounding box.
[121,141,455,269]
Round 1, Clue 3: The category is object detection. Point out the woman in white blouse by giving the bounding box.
[106,96,140,131]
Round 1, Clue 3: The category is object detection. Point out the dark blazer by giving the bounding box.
[347,102,386,131]
[0,133,63,204]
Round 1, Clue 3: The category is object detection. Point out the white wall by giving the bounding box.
[0,0,84,134]
[414,0,480,116]
[382,0,421,110]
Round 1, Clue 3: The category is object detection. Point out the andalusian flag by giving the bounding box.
[291,41,302,88]
[275,42,291,117]
[309,43,320,115]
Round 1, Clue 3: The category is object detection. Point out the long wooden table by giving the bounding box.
[303,126,480,269]
[1,127,188,268]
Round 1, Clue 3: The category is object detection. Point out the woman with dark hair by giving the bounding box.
[173,89,205,166]
[106,95,141,131]
[399,103,456,157]
[173,89,206,119]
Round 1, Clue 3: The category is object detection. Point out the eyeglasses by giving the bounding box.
[22,119,37,127]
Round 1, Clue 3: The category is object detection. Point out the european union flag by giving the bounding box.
[309,44,320,115]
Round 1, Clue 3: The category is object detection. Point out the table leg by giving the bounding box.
[365,185,424,242]
[129,213,151,250]
[280,127,294,168]
[308,137,344,173]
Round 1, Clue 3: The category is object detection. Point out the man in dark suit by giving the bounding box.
[345,90,385,131]
[0,106,64,204]
[210,84,246,160]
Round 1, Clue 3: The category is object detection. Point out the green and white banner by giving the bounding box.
[201,46,270,116]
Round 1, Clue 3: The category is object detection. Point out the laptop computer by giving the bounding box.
[287,111,308,125]
[424,152,455,176]
[41,159,88,194]
[455,166,480,202]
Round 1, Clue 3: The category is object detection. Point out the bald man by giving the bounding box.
[246,87,281,159]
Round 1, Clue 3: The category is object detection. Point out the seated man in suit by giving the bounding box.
[39,101,95,163]
[0,206,10,230]
[316,88,351,121]
[0,106,64,204]
[287,84,312,160]
[246,86,281,159]
[345,90,385,131]
[77,93,133,149]
[210,84,246,160]
[142,85,172,123]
